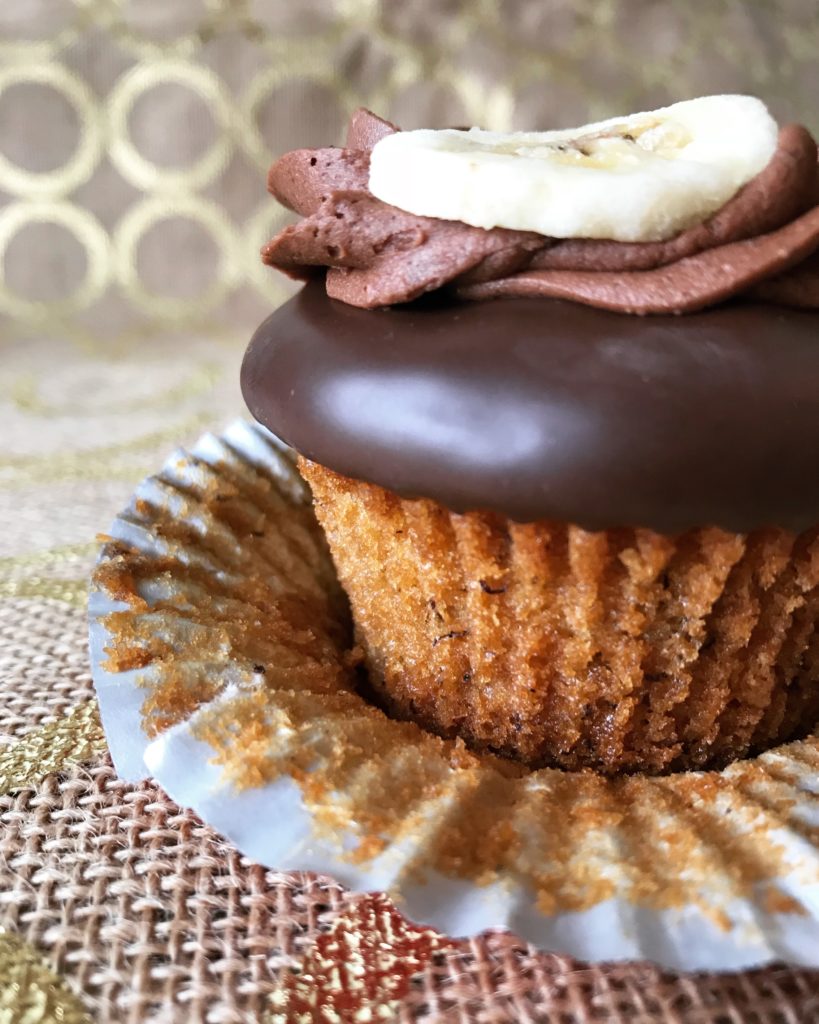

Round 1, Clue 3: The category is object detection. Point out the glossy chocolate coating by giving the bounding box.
[241,282,819,533]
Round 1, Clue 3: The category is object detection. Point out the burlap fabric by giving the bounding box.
[2,2,819,1020]
[3,602,819,1022]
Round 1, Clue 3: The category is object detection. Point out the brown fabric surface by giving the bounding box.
[2,758,818,1023]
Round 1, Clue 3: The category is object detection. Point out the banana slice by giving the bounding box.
[368,95,778,242]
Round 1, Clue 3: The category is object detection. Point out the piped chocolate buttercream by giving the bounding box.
[241,282,819,533]
[262,109,819,313]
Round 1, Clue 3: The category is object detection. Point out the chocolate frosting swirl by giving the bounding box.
[262,109,819,314]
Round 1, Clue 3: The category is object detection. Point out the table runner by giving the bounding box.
[3,591,818,1021]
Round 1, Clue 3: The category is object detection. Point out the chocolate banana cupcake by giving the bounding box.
[242,98,819,775]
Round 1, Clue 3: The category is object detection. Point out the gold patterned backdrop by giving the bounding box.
[2,0,819,350]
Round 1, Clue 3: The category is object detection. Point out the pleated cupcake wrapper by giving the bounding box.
[88,420,819,971]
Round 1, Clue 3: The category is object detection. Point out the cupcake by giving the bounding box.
[242,97,819,775]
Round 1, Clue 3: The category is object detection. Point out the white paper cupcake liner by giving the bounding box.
[88,419,819,971]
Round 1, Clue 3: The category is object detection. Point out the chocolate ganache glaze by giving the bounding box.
[262,109,819,314]
[242,281,819,533]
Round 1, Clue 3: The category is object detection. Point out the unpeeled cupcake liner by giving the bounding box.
[88,419,819,971]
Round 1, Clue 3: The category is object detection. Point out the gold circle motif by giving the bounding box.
[108,61,233,193]
[0,201,110,318]
[114,195,240,318]
[0,64,101,198]
[0,2,80,64]
[239,65,356,172]
[245,201,297,308]
[109,0,224,61]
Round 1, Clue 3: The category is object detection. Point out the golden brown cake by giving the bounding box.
[301,460,819,774]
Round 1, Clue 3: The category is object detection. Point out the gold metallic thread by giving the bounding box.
[0,931,91,1024]
[0,701,107,796]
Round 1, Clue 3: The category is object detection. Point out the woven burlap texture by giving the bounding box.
[3,762,818,1024]
[1,593,817,1022]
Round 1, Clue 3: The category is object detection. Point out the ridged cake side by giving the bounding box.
[300,458,819,774]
